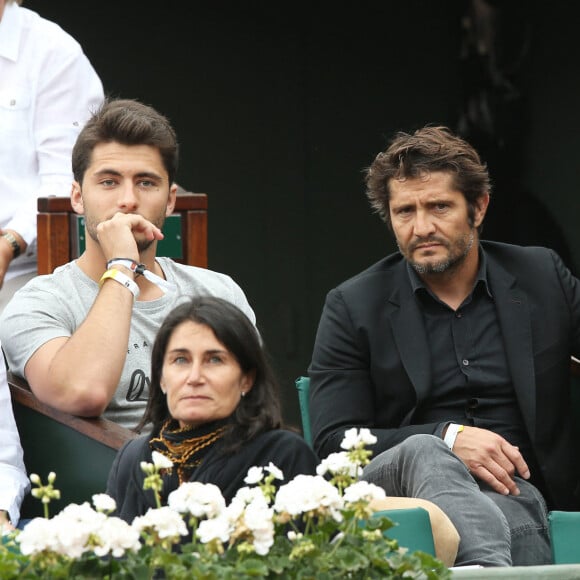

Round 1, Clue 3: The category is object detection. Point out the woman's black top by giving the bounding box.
[106,427,319,523]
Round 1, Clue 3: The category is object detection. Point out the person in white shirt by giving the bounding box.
[0,0,104,312]
[0,339,29,532]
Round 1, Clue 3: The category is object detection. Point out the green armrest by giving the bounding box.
[549,510,580,564]
[373,507,436,556]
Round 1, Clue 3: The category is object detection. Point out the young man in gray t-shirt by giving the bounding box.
[0,99,255,431]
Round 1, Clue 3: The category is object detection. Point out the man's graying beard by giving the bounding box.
[401,230,475,275]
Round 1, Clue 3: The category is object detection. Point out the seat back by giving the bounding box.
[36,189,208,275]
[372,508,436,556]
[549,511,580,564]
[8,372,136,518]
[294,375,312,446]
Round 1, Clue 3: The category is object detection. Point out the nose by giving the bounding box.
[117,182,139,212]
[413,209,436,238]
[186,361,203,385]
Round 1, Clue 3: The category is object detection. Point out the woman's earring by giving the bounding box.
[241,391,246,397]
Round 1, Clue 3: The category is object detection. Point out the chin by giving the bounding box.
[411,259,451,275]
[177,419,200,429]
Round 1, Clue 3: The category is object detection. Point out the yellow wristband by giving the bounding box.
[99,268,139,299]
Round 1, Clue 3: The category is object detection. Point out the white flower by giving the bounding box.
[316,451,362,478]
[92,517,141,557]
[196,514,231,544]
[273,475,344,521]
[53,502,107,559]
[168,482,226,519]
[18,502,108,559]
[243,501,274,555]
[340,427,377,450]
[132,506,188,540]
[16,517,58,556]
[18,502,142,560]
[232,486,268,507]
[224,492,274,556]
[225,487,269,529]
[359,428,377,445]
[265,462,284,481]
[244,466,264,485]
[343,481,386,504]
[152,451,174,470]
[92,493,117,513]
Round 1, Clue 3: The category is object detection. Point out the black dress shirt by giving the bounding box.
[407,250,545,493]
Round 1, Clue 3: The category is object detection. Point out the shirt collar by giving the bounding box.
[406,243,493,299]
[0,3,23,62]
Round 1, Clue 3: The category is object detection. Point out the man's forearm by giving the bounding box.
[25,281,135,416]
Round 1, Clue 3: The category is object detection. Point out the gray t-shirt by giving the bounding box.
[0,258,256,430]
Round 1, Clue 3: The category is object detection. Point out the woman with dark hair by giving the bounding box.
[106,296,318,522]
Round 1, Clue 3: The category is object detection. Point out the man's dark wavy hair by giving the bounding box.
[364,125,491,233]
[72,98,179,186]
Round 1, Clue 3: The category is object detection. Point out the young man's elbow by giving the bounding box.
[68,388,110,417]
[32,382,110,417]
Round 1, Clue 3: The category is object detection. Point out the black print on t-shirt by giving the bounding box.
[126,369,150,402]
[127,340,150,354]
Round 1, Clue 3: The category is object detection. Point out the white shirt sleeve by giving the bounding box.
[8,48,104,244]
[0,4,104,278]
[0,341,30,526]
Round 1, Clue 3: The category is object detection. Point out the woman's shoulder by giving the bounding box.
[254,428,310,446]
[116,434,151,462]
[106,435,151,500]
[243,428,319,472]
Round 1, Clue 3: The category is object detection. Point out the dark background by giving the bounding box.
[25,0,580,430]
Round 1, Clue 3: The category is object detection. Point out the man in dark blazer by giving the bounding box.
[309,125,580,568]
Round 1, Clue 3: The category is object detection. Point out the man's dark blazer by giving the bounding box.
[309,241,580,509]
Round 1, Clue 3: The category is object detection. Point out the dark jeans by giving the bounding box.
[362,434,551,567]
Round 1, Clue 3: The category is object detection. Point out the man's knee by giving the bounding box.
[363,434,457,488]
[388,434,452,471]
[480,479,551,566]
[397,433,447,455]
[483,479,549,528]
